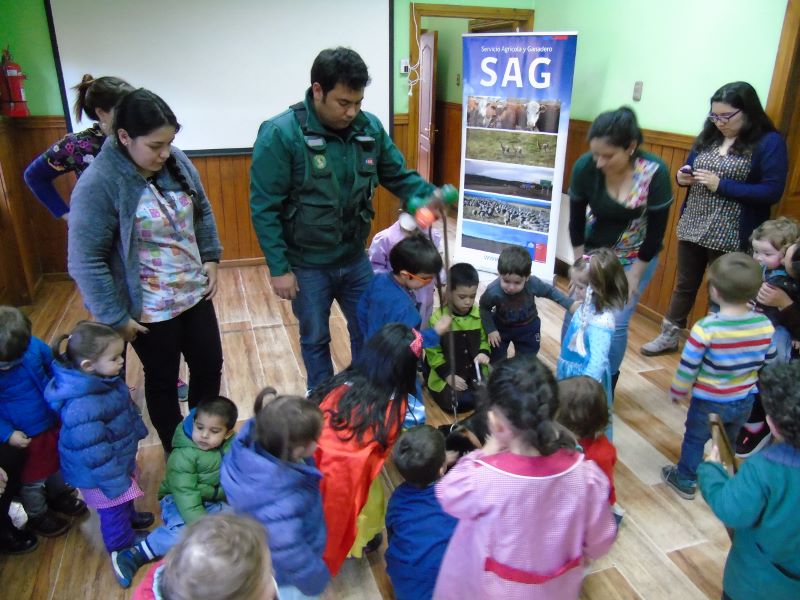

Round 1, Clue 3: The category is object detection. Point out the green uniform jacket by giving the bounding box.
[249,89,434,276]
[426,305,490,394]
[698,445,800,600]
[158,411,233,525]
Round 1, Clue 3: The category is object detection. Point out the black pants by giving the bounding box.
[0,443,26,535]
[665,240,725,328]
[131,299,223,452]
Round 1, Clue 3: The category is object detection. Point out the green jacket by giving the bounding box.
[426,305,490,394]
[249,89,434,276]
[158,411,232,525]
[698,444,800,600]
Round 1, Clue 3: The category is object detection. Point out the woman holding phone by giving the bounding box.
[641,81,788,356]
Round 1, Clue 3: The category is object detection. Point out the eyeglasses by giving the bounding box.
[707,109,741,124]
[401,270,434,284]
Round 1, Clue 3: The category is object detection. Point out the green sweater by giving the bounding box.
[426,305,490,394]
[158,412,233,525]
[698,444,800,600]
[249,89,434,276]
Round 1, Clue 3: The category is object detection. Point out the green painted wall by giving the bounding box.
[0,0,62,115]
[394,0,535,113]
[421,16,469,104]
[534,0,787,135]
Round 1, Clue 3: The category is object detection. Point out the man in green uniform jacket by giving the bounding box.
[249,47,434,390]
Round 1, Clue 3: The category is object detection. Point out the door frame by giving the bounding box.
[406,4,535,169]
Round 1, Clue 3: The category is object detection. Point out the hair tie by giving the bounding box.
[582,254,592,261]
[409,329,423,358]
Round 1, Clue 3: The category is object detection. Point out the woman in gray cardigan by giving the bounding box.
[68,89,223,452]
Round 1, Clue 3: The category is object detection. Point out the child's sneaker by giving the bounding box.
[735,424,772,458]
[661,465,696,500]
[111,546,149,588]
[130,511,155,530]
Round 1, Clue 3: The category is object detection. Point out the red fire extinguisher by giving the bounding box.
[1,47,31,118]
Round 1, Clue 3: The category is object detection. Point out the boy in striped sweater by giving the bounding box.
[662,253,777,500]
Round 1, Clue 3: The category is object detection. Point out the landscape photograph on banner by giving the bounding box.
[464,161,555,201]
[465,129,557,168]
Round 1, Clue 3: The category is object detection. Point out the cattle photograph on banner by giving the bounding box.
[455,32,577,281]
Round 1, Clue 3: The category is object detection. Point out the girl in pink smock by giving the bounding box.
[434,354,617,600]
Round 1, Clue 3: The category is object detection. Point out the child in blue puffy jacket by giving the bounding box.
[45,321,151,561]
[0,306,86,538]
[222,387,330,599]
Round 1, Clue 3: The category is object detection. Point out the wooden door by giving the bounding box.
[416,31,437,179]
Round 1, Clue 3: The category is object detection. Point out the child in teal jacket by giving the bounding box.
[698,361,800,600]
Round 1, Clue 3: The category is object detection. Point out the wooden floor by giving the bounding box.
[2,229,732,599]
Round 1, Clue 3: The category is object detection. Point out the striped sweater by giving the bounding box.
[670,312,776,403]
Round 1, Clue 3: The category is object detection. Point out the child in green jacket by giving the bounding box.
[698,362,800,600]
[111,396,238,588]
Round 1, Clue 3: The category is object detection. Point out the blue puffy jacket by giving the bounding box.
[45,361,147,499]
[221,420,329,596]
[0,337,58,443]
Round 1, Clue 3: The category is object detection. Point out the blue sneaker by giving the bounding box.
[111,546,148,588]
[661,465,696,500]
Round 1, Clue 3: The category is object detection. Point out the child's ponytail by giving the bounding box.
[51,321,121,370]
[253,387,322,461]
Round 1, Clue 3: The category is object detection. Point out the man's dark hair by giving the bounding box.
[392,425,446,487]
[497,245,532,277]
[196,396,239,430]
[389,234,442,276]
[449,263,479,290]
[310,47,371,96]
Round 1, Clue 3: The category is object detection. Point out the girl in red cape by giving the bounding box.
[312,323,421,576]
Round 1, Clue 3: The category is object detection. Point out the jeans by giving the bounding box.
[491,317,541,363]
[19,471,72,519]
[677,395,754,482]
[98,500,137,553]
[773,325,792,364]
[665,241,725,328]
[145,495,229,557]
[562,256,659,376]
[608,256,660,375]
[277,585,319,600]
[131,299,223,452]
[292,253,374,390]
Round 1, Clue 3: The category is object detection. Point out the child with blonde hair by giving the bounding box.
[222,387,328,599]
[132,513,277,600]
[434,355,617,599]
[557,249,629,438]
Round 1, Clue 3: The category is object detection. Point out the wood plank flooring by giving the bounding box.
[2,234,733,599]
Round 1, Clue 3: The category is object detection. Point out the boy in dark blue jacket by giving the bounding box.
[385,425,457,600]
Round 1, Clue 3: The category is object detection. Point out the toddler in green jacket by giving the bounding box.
[698,362,800,600]
[111,397,238,588]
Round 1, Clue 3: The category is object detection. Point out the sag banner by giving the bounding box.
[455,32,578,281]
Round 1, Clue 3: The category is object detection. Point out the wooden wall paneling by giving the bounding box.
[0,118,42,302]
[0,125,29,305]
[13,118,72,274]
[432,101,463,187]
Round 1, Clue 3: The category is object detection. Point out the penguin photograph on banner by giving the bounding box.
[456,33,578,281]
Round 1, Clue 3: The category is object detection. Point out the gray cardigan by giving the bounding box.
[68,138,222,329]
